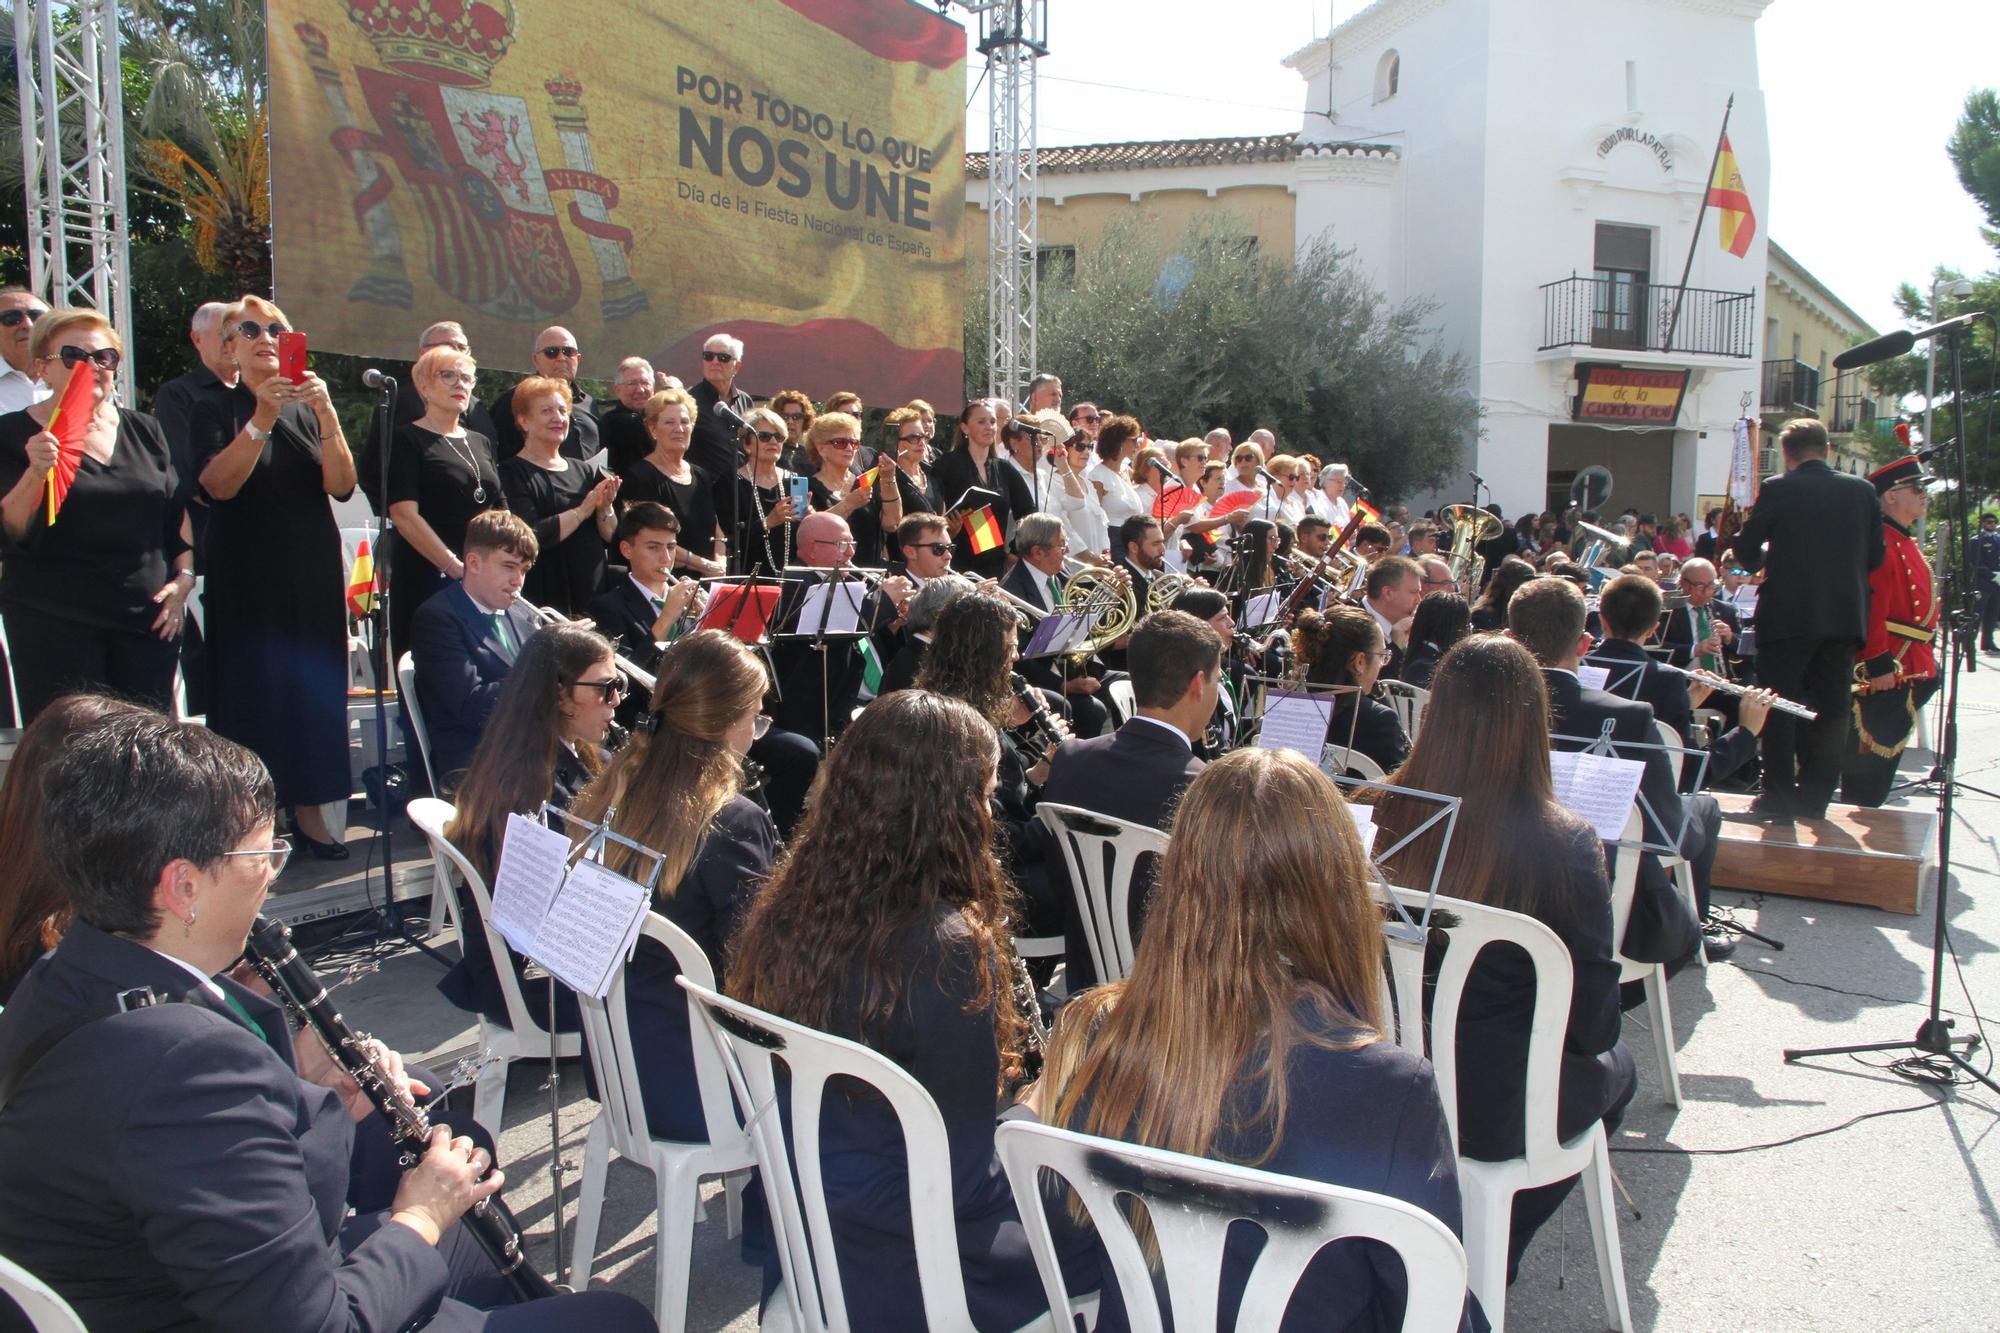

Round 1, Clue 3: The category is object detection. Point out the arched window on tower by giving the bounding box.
[1375,49,1400,103]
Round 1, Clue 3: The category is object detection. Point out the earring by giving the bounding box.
[182,910,196,939]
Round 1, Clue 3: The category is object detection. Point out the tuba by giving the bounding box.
[1439,503,1503,591]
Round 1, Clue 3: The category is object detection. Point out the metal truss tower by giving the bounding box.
[14,0,136,403]
[961,0,1045,409]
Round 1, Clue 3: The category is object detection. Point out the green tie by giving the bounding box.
[491,611,516,656]
[220,990,270,1046]
[1695,607,1718,675]
[1047,574,1062,608]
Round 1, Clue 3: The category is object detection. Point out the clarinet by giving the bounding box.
[1008,672,1066,769]
[242,916,559,1302]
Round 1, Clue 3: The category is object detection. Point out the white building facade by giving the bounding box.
[1284,0,1773,518]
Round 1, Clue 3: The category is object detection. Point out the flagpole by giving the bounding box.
[1662,93,1735,354]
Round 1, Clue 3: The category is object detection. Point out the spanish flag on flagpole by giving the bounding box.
[1706,135,1756,258]
[347,539,378,619]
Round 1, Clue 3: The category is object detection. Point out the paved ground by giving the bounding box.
[324,664,2000,1332]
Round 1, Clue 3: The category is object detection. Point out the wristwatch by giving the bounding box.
[244,421,270,443]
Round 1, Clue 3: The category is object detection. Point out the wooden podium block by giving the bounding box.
[1710,793,1935,915]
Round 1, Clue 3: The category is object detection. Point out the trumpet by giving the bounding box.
[519,597,658,695]
[1688,668,1817,721]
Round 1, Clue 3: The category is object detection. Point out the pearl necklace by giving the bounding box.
[746,467,791,572]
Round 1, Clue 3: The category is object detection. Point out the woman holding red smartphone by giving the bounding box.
[192,294,358,860]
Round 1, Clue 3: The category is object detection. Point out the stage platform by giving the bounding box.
[264,805,439,928]
[1711,792,1936,914]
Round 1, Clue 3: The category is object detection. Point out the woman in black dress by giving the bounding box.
[804,411,900,566]
[498,376,619,617]
[386,343,504,663]
[1370,634,1634,1281]
[715,406,798,578]
[930,399,1014,579]
[618,386,723,577]
[569,631,774,1140]
[194,295,355,858]
[1294,602,1410,775]
[0,308,190,718]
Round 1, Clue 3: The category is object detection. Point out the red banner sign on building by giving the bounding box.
[1574,366,1690,425]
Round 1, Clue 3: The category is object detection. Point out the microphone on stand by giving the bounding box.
[360,368,396,390]
[1832,313,1985,371]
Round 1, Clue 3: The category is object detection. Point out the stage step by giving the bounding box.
[1711,793,1936,915]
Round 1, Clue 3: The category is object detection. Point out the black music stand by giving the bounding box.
[773,571,877,751]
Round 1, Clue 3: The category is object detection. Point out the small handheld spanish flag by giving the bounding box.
[853,462,880,492]
[41,362,93,525]
[962,504,1004,556]
[1353,498,1382,525]
[347,539,378,618]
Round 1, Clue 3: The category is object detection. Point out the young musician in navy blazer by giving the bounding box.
[1039,610,1222,986]
[439,623,623,1031]
[411,510,543,790]
[1372,635,1634,1285]
[1040,747,1481,1333]
[1731,418,1884,817]
[1510,577,1713,967]
[570,632,775,1142]
[729,691,1094,1332]
[0,708,648,1332]
[586,502,702,676]
[1295,603,1410,776]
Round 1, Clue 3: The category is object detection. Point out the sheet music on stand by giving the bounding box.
[1245,675,1350,758]
[1241,587,1284,631]
[1330,776,1463,1045]
[1022,609,1093,659]
[1553,723,1708,854]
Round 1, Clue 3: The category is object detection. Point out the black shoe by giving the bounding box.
[1746,793,1794,820]
[1983,641,1998,654]
[296,831,351,862]
[1701,925,1739,963]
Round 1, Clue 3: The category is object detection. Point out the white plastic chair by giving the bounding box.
[0,1253,87,1332]
[572,913,754,1329]
[1104,676,1137,728]
[996,1119,1470,1333]
[1606,806,1685,1104]
[1321,744,1388,782]
[397,651,440,797]
[1037,803,1169,984]
[1386,886,1631,1333]
[1379,679,1430,743]
[406,796,582,1136]
[680,980,1053,1333]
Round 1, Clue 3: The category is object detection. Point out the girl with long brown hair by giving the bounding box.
[1293,603,1410,773]
[1368,633,1633,1283]
[728,689,1070,1332]
[0,693,147,1001]
[569,631,774,1140]
[439,621,622,1030]
[1041,746,1473,1333]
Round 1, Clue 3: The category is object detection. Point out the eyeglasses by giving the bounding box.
[702,350,737,363]
[898,433,926,444]
[58,345,121,370]
[1421,574,1454,587]
[751,429,784,444]
[220,837,293,876]
[821,437,858,449]
[572,676,627,701]
[780,409,807,421]
[1073,413,1101,424]
[1680,578,1715,590]
[1369,647,1395,662]
[537,345,580,359]
[823,537,858,550]
[0,308,45,328]
[907,540,951,556]
[752,714,773,740]
[236,320,288,341]
[1067,441,1091,450]
[433,369,476,387]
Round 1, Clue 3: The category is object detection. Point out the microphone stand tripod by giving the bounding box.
[1784,317,1997,1095]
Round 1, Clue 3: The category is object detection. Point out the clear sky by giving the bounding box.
[960,0,1999,332]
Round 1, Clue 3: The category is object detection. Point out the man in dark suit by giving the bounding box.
[1358,555,1421,681]
[596,356,660,478]
[488,325,601,462]
[1000,512,1111,738]
[768,512,908,746]
[355,321,500,511]
[1040,609,1221,986]
[1589,573,1767,785]
[1733,417,1884,817]
[1656,556,1743,673]
[687,332,754,482]
[1509,577,1706,966]
[1971,510,2000,653]
[410,510,542,788]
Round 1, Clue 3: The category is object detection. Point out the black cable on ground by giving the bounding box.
[1609,1097,1970,1157]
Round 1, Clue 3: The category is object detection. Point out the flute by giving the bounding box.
[1688,669,1818,721]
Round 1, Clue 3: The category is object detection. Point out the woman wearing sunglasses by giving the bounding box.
[715,406,798,577]
[190,295,357,861]
[805,411,899,566]
[0,307,190,720]
[569,631,776,1142]
[441,621,621,1031]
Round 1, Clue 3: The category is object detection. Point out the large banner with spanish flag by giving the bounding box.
[266,0,966,406]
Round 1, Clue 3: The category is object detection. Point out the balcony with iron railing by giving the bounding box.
[1760,359,1822,415]
[1825,390,1881,435]
[1539,275,1757,359]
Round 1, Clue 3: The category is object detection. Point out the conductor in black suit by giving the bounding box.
[1509,577,1705,966]
[410,511,543,790]
[1039,609,1221,986]
[0,709,649,1332]
[1732,418,1884,817]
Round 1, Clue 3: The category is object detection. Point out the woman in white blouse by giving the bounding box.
[1086,414,1146,537]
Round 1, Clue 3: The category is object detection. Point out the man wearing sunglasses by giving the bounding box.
[489,325,599,464]
[688,332,753,483]
[0,287,52,414]
[357,321,499,513]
